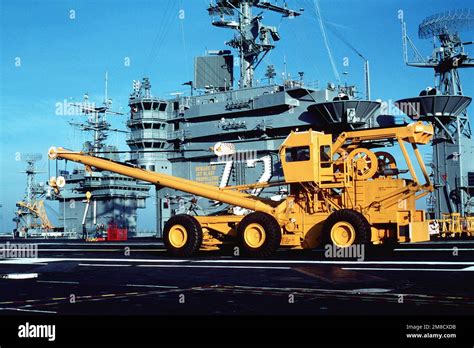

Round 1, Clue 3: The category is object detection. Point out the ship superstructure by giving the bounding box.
[55,75,150,238]
[127,77,172,233]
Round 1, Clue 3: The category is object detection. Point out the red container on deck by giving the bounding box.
[107,223,128,241]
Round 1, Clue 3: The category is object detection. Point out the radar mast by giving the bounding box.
[400,8,474,217]
[208,0,301,88]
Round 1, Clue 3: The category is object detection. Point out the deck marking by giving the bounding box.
[342,266,474,272]
[137,265,291,270]
[33,249,166,252]
[0,307,57,314]
[78,263,131,267]
[3,257,474,267]
[37,280,79,284]
[126,284,179,289]
[395,248,474,252]
[0,257,187,264]
[192,259,474,266]
[1,273,38,279]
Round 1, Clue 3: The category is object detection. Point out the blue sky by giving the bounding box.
[1,0,473,232]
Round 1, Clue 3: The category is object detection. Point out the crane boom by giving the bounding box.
[48,147,276,215]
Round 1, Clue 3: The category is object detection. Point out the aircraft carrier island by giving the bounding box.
[1,1,474,346]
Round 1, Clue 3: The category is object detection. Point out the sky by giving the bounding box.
[0,0,473,232]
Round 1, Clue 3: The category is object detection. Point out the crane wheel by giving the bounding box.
[163,214,203,257]
[323,209,371,248]
[347,148,378,180]
[237,212,281,258]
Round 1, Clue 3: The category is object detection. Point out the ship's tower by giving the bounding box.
[21,154,42,230]
[399,9,474,218]
[208,0,301,88]
[127,77,171,236]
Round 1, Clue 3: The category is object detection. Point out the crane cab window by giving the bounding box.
[320,145,331,168]
[286,146,310,162]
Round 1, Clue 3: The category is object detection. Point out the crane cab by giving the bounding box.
[279,130,333,183]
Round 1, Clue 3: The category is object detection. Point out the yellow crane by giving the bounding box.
[15,200,54,231]
[14,152,57,236]
[48,121,434,257]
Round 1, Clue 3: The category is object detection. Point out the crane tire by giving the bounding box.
[163,214,202,257]
[323,209,371,248]
[237,212,281,258]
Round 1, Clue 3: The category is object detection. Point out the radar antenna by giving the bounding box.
[418,9,474,40]
[401,8,474,95]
